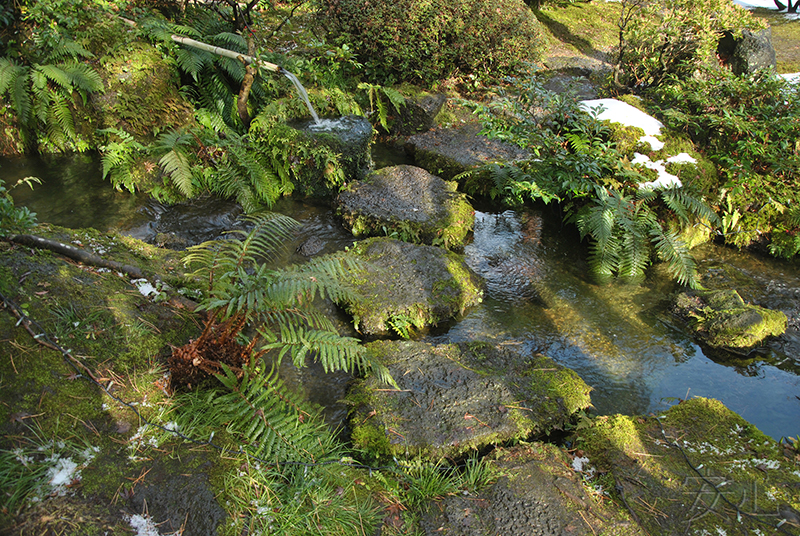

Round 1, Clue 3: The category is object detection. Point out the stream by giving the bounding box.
[2,151,799,441]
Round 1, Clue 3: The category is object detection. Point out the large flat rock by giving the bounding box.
[405,123,530,181]
[348,340,592,460]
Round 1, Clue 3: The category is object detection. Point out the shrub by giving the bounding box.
[316,0,544,84]
[650,69,800,257]
[613,0,764,88]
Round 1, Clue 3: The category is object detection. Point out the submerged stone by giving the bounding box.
[335,165,474,250]
[672,289,787,352]
[336,238,484,336]
[347,340,592,460]
[577,398,800,536]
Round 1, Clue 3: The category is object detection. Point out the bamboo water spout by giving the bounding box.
[171,35,321,125]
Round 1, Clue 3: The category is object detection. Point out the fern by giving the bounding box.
[651,228,699,288]
[153,130,197,197]
[181,214,394,384]
[213,363,338,462]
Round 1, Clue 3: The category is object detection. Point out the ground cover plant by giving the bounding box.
[649,68,800,259]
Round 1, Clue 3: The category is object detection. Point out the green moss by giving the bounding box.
[607,123,648,158]
[535,1,622,56]
[578,398,800,535]
[94,43,195,144]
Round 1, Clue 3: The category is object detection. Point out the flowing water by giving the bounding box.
[282,70,321,125]
[4,152,799,440]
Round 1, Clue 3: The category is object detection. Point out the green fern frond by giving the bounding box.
[195,108,229,133]
[659,186,719,225]
[11,69,32,125]
[0,58,21,95]
[48,91,76,142]
[651,228,699,288]
[34,64,71,91]
[213,32,248,52]
[214,363,337,462]
[154,130,197,197]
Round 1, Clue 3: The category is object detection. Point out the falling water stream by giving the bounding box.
[3,150,799,440]
[282,70,321,125]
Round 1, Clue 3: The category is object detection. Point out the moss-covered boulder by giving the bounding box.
[93,43,195,144]
[335,165,474,250]
[576,398,800,536]
[421,443,643,535]
[296,114,374,185]
[347,340,592,460]
[672,289,787,352]
[336,238,484,336]
[405,123,530,182]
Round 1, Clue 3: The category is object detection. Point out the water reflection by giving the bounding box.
[0,153,147,231]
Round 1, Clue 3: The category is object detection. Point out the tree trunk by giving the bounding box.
[237,37,258,129]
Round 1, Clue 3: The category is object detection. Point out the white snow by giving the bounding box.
[579,98,665,150]
[127,514,164,536]
[732,0,800,18]
[131,278,159,298]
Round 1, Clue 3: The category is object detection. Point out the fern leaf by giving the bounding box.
[35,64,72,91]
[651,228,699,288]
[159,149,193,197]
[62,61,104,94]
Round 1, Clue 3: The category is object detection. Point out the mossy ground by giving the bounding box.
[576,397,800,536]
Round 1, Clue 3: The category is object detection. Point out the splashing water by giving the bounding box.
[282,70,321,125]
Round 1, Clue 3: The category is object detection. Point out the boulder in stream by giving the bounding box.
[672,289,787,353]
[405,123,530,186]
[335,165,474,250]
[347,340,592,460]
[336,238,484,336]
[421,443,643,536]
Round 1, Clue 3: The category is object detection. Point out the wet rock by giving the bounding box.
[335,165,474,250]
[125,196,243,248]
[347,340,592,459]
[296,114,374,185]
[296,235,326,257]
[578,398,800,536]
[421,444,642,536]
[336,238,484,336]
[405,123,530,183]
[672,289,787,353]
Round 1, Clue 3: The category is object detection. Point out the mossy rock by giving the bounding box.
[336,237,484,336]
[673,289,787,352]
[404,123,530,183]
[335,165,474,250]
[347,340,592,460]
[92,43,195,144]
[421,443,644,535]
[577,397,800,536]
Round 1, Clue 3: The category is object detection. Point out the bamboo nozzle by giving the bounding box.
[170,35,281,73]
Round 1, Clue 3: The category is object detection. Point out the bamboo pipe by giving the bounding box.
[170,35,282,73]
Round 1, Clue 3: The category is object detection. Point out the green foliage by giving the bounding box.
[182,214,394,383]
[0,55,103,152]
[0,177,39,236]
[470,75,716,286]
[317,0,544,84]
[613,0,763,88]
[357,82,406,131]
[650,69,800,257]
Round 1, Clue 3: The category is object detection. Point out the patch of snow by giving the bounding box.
[580,98,666,151]
[631,153,683,189]
[46,457,79,496]
[780,73,800,84]
[667,153,697,164]
[131,278,159,298]
[127,514,164,536]
[732,0,800,18]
